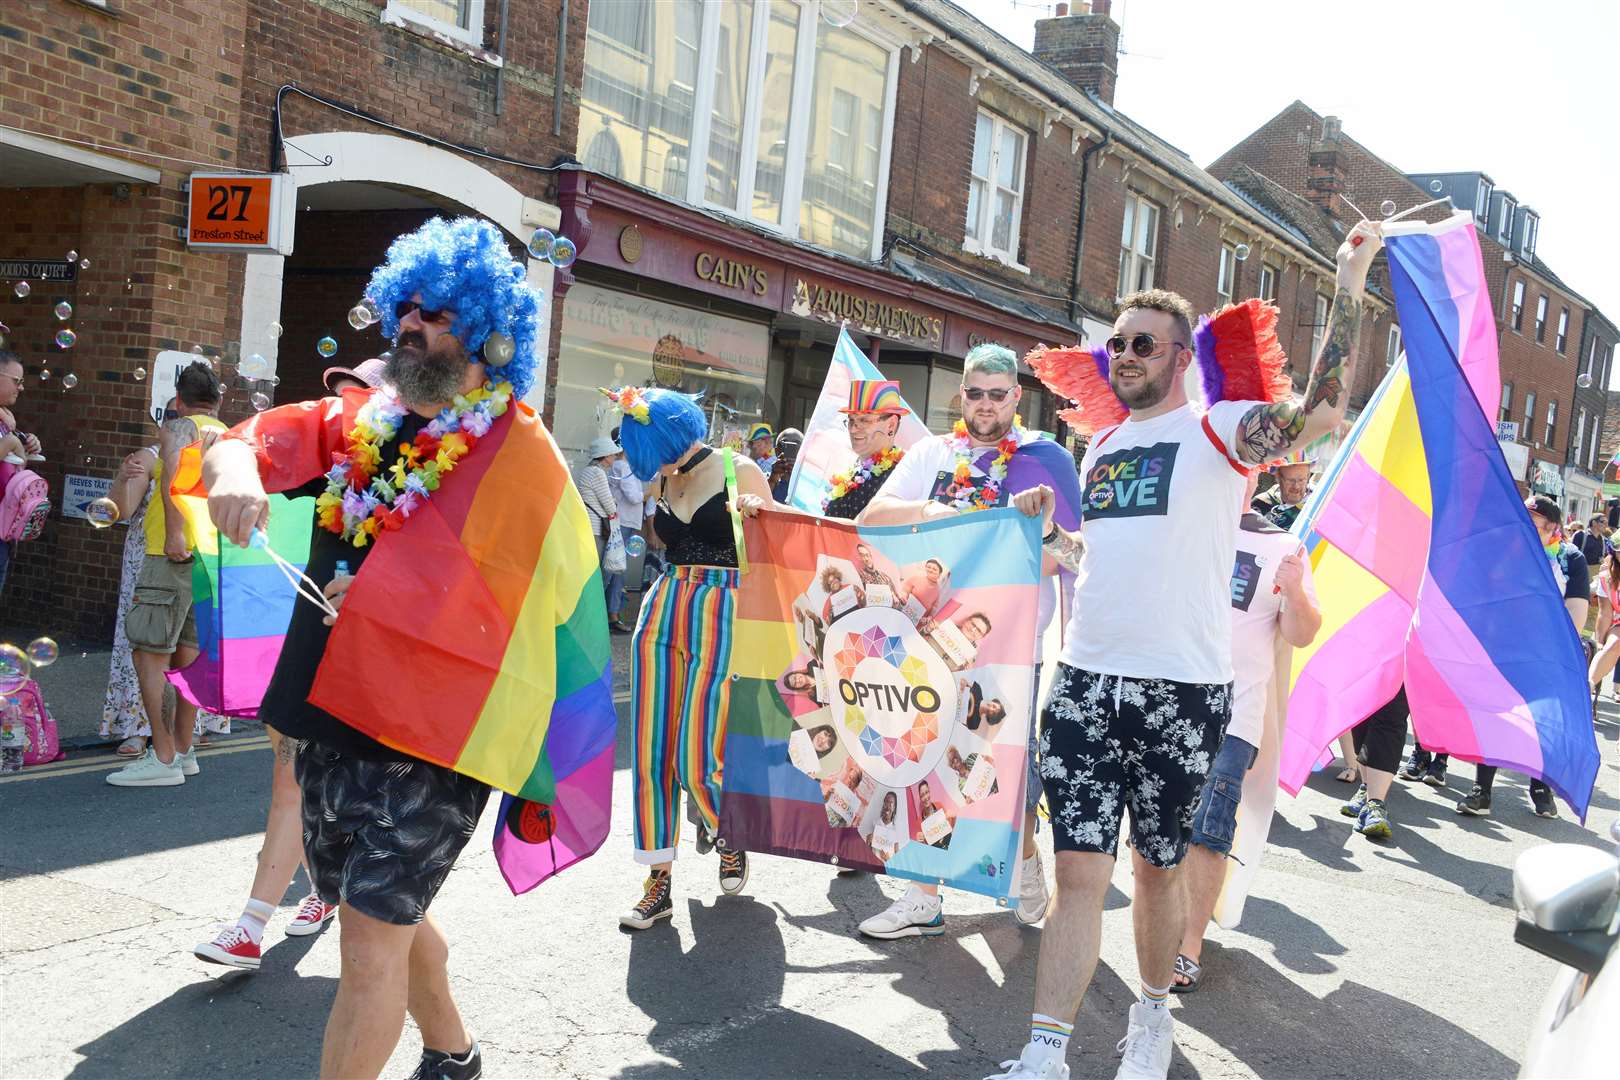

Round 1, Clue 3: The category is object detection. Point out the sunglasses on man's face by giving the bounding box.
[394,300,453,325]
[1106,332,1185,359]
[961,387,1014,403]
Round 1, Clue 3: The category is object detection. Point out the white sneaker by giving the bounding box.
[985,1046,1070,1079]
[177,746,200,777]
[1014,851,1050,924]
[857,884,944,939]
[105,748,184,787]
[1114,1002,1174,1079]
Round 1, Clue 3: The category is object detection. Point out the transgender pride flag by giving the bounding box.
[1283,210,1598,817]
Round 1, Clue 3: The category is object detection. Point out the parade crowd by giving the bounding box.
[1,211,1599,1080]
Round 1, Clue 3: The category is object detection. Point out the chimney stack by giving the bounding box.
[1307,115,1347,217]
[1033,0,1120,106]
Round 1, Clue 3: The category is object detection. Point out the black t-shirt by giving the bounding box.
[258,413,429,760]
[1554,542,1591,604]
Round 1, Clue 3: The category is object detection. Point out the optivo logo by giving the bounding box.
[827,606,957,786]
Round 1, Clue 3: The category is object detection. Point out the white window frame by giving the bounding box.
[963,109,1029,268]
[682,0,900,260]
[1258,263,1278,303]
[1116,192,1161,297]
[1545,398,1557,446]
[1575,407,1587,462]
[1311,292,1330,359]
[383,0,487,50]
[1521,212,1539,258]
[1474,180,1493,224]
[1216,243,1237,306]
[1556,308,1569,353]
[1386,323,1402,367]
[1535,294,1548,342]
[1498,197,1516,243]
[1525,390,1536,434]
[1511,279,1525,331]
[1500,380,1513,423]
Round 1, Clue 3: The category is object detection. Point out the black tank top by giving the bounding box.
[654,490,737,568]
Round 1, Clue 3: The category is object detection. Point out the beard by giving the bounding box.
[1109,360,1175,410]
[386,333,467,408]
[964,410,1012,443]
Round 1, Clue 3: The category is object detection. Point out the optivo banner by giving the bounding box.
[719,507,1042,901]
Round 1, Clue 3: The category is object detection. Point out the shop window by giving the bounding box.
[1216,244,1237,307]
[926,367,965,433]
[965,111,1028,266]
[1117,192,1160,297]
[555,285,774,462]
[385,0,486,47]
[579,1,898,260]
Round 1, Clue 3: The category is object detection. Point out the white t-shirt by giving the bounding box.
[1226,516,1316,746]
[881,427,1059,662]
[1060,400,1261,685]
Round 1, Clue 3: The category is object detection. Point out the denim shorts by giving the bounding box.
[1188,732,1259,856]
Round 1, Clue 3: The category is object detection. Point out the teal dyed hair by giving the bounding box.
[963,343,1017,379]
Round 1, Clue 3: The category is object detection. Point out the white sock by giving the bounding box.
[1139,982,1171,1012]
[237,898,275,945]
[1027,1014,1073,1066]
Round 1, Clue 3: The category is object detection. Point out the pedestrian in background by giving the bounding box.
[577,435,630,634]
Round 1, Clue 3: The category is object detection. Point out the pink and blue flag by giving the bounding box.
[1282,210,1598,817]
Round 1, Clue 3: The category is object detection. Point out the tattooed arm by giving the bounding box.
[1010,484,1084,574]
[1233,221,1383,464]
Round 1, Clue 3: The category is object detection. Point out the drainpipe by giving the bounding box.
[1069,130,1112,326]
[553,0,569,137]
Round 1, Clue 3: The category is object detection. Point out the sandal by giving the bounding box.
[1334,765,1359,783]
[1170,953,1201,994]
[115,736,147,757]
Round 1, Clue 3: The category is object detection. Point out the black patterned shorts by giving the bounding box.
[295,742,491,926]
[1037,664,1231,868]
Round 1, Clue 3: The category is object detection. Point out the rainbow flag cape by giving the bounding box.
[783,328,930,512]
[188,394,616,893]
[167,454,312,717]
[719,507,1042,898]
[1283,211,1598,817]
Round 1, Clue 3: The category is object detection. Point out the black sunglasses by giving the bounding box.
[394,300,453,325]
[961,387,1014,403]
[1106,332,1185,359]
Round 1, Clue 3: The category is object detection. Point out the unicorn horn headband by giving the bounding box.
[600,385,651,425]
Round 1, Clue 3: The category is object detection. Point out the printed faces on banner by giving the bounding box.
[778,542,1018,867]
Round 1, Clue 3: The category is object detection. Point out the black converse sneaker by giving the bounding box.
[718,848,749,895]
[620,871,673,930]
[409,1041,482,1080]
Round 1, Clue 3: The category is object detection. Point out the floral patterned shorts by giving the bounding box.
[1037,664,1230,868]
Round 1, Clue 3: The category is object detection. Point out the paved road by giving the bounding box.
[2,688,1615,1079]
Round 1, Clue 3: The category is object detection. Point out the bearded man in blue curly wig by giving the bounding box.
[198,217,612,1080]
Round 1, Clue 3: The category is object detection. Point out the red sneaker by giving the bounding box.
[284,893,337,937]
[193,924,261,970]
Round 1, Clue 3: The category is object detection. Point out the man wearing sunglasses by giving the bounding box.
[988,219,1381,1080]
[857,344,1085,941]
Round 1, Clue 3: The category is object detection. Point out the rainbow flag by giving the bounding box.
[1283,211,1598,817]
[188,394,616,893]
[167,469,312,717]
[718,507,1043,898]
[784,329,930,512]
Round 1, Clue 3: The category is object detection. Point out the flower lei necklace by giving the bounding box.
[316,380,513,547]
[824,445,904,510]
[943,417,1022,511]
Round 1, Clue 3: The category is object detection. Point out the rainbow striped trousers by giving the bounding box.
[631,566,739,864]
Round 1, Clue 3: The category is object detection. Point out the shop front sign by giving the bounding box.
[789,276,943,350]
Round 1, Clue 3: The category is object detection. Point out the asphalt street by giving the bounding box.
[2,640,1616,1079]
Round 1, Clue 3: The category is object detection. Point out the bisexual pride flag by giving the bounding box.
[719,507,1043,899]
[1283,210,1598,817]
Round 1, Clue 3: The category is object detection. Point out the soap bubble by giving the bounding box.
[133,366,147,381]
[54,301,73,320]
[39,368,50,381]
[347,298,380,330]
[1379,199,1397,217]
[80,258,91,270]
[0,644,29,695]
[483,331,515,365]
[191,344,205,355]
[548,235,578,268]
[55,328,77,349]
[250,391,271,411]
[1233,243,1250,261]
[822,0,858,27]
[1577,372,1594,389]
[625,534,647,558]
[25,637,59,668]
[239,352,271,379]
[13,281,30,298]
[267,321,283,338]
[317,336,338,358]
[526,227,555,259]
[61,372,79,389]
[66,249,78,262]
[86,496,120,528]
[1428,179,1443,193]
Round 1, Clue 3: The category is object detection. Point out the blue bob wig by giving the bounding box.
[618,388,708,481]
[366,216,542,400]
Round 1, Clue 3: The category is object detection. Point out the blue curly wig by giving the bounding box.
[366,216,542,400]
[619,388,708,481]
